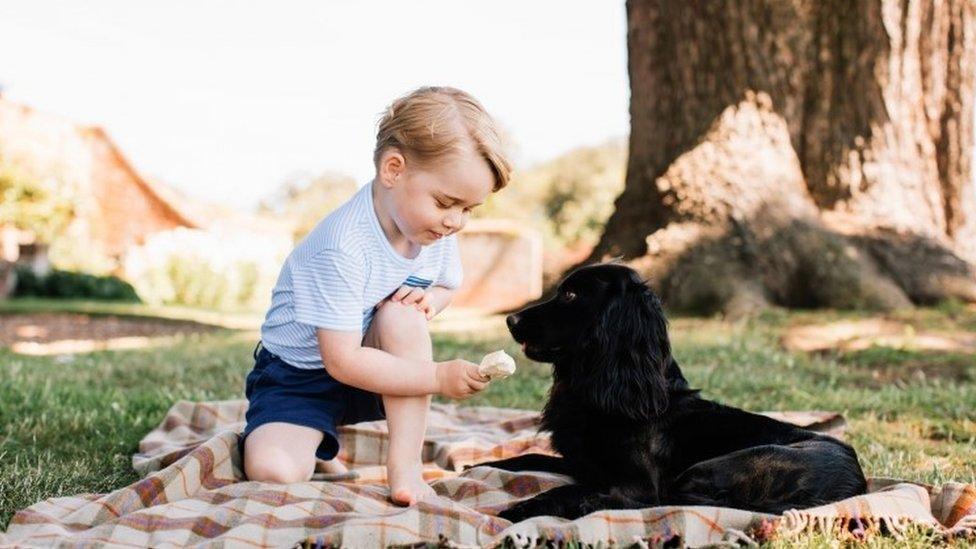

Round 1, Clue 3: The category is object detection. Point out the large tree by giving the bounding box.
[589,0,976,315]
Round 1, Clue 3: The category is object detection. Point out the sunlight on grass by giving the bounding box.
[1,302,974,547]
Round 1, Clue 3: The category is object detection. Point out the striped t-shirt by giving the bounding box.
[260,182,463,370]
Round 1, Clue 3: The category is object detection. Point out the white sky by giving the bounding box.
[0,1,629,211]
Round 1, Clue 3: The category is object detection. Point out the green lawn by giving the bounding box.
[1,300,975,546]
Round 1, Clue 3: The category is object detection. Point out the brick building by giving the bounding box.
[0,97,290,269]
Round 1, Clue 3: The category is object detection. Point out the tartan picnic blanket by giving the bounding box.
[3,400,974,548]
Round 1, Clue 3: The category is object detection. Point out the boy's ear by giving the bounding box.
[379,148,406,188]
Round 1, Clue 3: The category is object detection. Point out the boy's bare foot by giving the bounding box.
[388,463,436,506]
[315,458,349,475]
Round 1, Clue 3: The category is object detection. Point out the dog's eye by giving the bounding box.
[560,291,577,303]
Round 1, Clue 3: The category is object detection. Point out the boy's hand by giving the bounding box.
[390,285,436,320]
[435,359,490,399]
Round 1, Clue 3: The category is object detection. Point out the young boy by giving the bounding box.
[242,86,512,506]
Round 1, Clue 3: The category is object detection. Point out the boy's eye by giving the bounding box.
[435,199,450,209]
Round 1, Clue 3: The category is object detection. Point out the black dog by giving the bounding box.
[478,264,867,522]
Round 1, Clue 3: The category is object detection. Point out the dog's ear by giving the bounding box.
[573,282,672,421]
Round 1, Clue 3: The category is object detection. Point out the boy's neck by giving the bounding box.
[370,179,421,259]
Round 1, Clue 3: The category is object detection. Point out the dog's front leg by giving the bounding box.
[499,484,650,522]
[469,453,572,476]
[499,484,592,522]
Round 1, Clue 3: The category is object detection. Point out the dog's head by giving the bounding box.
[507,263,673,420]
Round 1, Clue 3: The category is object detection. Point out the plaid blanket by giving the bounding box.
[3,400,974,547]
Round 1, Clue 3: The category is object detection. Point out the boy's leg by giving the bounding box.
[244,422,323,483]
[363,301,437,506]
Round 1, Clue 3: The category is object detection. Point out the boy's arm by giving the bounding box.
[318,329,436,395]
[316,327,484,398]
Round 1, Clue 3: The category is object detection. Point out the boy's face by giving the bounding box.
[388,149,495,245]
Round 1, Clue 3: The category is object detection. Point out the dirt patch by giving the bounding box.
[781,318,976,354]
[0,313,222,355]
[782,318,976,386]
[849,355,975,386]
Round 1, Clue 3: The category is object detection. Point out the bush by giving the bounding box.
[13,266,140,302]
[122,228,289,310]
[47,229,119,276]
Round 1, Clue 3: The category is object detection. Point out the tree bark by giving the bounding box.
[590,0,976,315]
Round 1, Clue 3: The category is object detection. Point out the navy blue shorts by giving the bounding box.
[241,342,386,461]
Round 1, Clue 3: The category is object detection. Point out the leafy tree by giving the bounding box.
[258,171,358,241]
[476,139,626,252]
[0,167,74,242]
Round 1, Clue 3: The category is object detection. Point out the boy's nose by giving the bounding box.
[443,214,462,230]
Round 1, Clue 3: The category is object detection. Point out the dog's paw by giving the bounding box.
[497,506,529,523]
[498,499,547,523]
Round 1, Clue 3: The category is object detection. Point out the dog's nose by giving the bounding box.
[506,314,521,329]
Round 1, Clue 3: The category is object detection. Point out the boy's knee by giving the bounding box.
[367,302,431,357]
[244,447,314,484]
[373,301,428,336]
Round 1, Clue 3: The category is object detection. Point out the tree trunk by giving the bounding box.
[590,0,976,315]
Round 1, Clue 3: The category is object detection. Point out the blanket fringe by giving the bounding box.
[721,527,759,547]
[776,510,923,542]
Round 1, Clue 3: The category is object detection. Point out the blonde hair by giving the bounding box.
[374,86,511,191]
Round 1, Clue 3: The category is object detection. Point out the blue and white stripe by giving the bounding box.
[403,275,433,288]
[260,182,463,370]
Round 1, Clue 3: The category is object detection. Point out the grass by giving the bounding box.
[1,300,975,547]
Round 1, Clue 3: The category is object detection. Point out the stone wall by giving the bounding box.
[453,219,543,312]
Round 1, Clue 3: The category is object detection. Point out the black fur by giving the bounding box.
[479,264,867,522]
